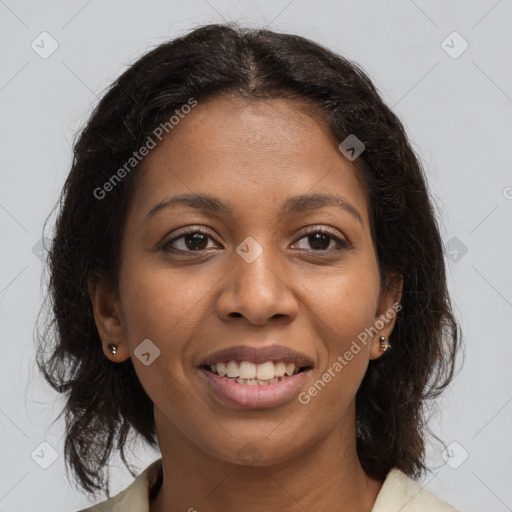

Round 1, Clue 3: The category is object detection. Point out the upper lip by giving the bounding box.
[199,345,314,368]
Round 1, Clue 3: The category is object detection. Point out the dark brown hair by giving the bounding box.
[35,22,462,498]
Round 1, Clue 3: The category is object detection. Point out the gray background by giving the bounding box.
[1,1,511,511]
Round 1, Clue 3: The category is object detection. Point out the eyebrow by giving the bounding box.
[145,192,363,225]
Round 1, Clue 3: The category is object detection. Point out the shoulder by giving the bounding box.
[76,458,163,512]
[372,468,461,512]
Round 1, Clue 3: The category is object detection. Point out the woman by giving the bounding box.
[37,23,462,512]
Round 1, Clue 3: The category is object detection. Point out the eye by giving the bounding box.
[161,228,219,253]
[161,226,350,254]
[294,227,350,251]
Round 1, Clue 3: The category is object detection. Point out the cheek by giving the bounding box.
[117,257,222,400]
[300,257,380,402]
[118,258,212,344]
[116,263,199,417]
[306,254,380,344]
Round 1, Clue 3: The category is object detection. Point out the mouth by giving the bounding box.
[198,354,314,408]
[199,360,312,386]
[197,344,315,408]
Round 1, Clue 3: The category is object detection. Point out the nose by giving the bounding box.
[216,240,299,326]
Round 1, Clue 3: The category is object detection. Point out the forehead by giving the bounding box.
[129,96,370,225]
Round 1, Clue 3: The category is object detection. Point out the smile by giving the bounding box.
[199,362,312,408]
[203,360,306,385]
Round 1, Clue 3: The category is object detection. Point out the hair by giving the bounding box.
[35,22,462,498]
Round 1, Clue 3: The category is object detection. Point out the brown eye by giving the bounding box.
[295,227,349,251]
[307,233,332,250]
[182,233,209,250]
[162,229,218,253]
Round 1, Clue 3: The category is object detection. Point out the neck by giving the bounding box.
[150,405,383,512]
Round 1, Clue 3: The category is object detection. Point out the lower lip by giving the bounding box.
[199,367,311,409]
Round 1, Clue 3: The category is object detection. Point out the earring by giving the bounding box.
[379,336,391,353]
[107,343,118,357]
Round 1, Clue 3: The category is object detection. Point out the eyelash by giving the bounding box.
[161,226,350,254]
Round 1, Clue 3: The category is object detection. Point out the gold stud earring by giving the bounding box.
[379,336,391,353]
[107,343,118,357]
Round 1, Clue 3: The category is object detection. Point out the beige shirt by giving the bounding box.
[78,458,460,512]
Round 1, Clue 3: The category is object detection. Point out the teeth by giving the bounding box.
[238,361,257,379]
[236,378,257,385]
[256,361,275,381]
[208,360,303,381]
[226,361,239,378]
[285,363,295,376]
[217,362,227,377]
[274,362,286,377]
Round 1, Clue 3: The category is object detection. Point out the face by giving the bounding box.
[91,96,401,466]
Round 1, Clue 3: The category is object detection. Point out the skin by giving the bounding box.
[89,96,403,512]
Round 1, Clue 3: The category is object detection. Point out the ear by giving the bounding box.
[369,271,403,360]
[88,274,130,362]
